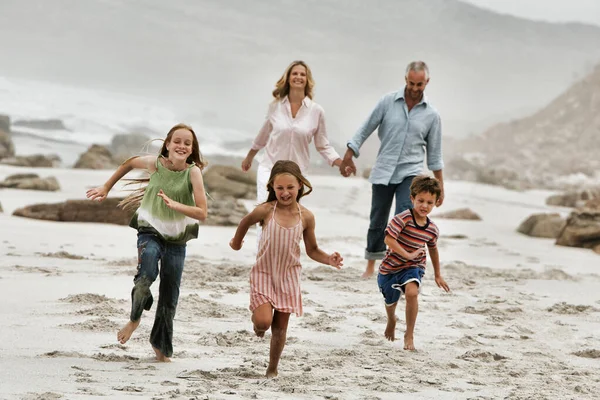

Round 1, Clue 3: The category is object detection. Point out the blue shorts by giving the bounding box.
[377,268,425,306]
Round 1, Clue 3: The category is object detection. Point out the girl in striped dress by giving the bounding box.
[86,123,208,362]
[230,160,343,378]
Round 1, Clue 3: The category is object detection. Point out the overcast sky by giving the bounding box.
[461,0,600,26]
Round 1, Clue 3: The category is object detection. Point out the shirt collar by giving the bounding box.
[395,87,428,106]
[283,95,312,107]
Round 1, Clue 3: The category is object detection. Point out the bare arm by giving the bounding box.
[384,234,425,260]
[86,155,155,201]
[229,203,272,250]
[428,246,450,292]
[303,210,343,268]
[432,169,445,207]
[157,166,208,221]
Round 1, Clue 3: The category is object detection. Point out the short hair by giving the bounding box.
[405,61,429,80]
[410,175,441,199]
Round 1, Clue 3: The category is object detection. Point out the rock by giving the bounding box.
[546,188,600,208]
[0,173,60,191]
[0,201,3,213]
[583,197,600,210]
[12,118,68,130]
[517,213,566,239]
[434,208,482,221]
[73,144,118,169]
[110,133,155,163]
[0,154,61,167]
[12,198,134,225]
[0,114,15,159]
[202,197,248,226]
[203,165,256,199]
[555,209,600,251]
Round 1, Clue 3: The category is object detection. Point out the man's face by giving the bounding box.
[405,70,429,102]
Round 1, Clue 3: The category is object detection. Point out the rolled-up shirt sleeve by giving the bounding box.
[347,95,385,158]
[426,113,444,171]
[251,105,274,151]
[314,110,341,166]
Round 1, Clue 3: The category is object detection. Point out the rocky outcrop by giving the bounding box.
[110,133,155,164]
[434,208,482,221]
[517,213,566,239]
[13,119,68,130]
[203,165,256,200]
[0,173,60,191]
[546,188,600,208]
[73,144,118,169]
[555,209,600,253]
[12,198,134,225]
[0,114,15,160]
[0,154,61,168]
[203,197,247,226]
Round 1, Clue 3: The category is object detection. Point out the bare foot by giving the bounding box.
[152,346,171,362]
[254,325,265,338]
[266,367,278,378]
[403,334,415,351]
[361,260,376,279]
[117,320,140,344]
[384,317,396,341]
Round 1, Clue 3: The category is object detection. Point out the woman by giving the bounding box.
[241,60,344,205]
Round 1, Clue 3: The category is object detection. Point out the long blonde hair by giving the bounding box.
[119,123,207,211]
[272,60,315,101]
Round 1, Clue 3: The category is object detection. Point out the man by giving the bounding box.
[340,61,445,278]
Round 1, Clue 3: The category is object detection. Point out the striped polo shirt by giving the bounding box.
[379,209,439,275]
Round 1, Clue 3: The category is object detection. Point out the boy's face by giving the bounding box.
[411,191,437,219]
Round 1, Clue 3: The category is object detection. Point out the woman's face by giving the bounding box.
[288,64,307,91]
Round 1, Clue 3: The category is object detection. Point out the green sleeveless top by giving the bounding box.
[129,156,199,244]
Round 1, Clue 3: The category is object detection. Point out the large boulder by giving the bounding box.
[110,133,155,163]
[546,188,600,208]
[12,198,134,225]
[12,119,67,130]
[0,114,15,160]
[203,165,256,199]
[0,173,60,191]
[555,209,600,252]
[73,144,118,169]
[517,213,566,239]
[0,154,61,168]
[434,208,482,221]
[202,197,247,226]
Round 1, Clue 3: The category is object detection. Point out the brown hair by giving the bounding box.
[272,60,315,100]
[119,123,207,211]
[265,160,312,203]
[410,175,442,200]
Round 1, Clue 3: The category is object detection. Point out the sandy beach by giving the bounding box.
[1,164,600,400]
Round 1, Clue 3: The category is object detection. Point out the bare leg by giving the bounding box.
[403,282,419,351]
[362,259,376,279]
[252,303,273,338]
[266,310,290,378]
[152,346,171,362]
[117,319,140,344]
[384,302,398,341]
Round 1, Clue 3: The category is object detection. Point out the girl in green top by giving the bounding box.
[86,123,208,362]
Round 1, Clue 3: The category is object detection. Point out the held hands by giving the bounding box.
[328,252,344,269]
[434,275,450,292]
[86,186,109,202]
[241,156,253,172]
[229,238,243,251]
[339,158,356,178]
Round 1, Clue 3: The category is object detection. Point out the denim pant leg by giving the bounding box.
[130,233,163,322]
[149,242,186,358]
[394,176,416,215]
[365,184,398,260]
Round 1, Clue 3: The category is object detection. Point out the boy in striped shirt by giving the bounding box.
[377,175,450,350]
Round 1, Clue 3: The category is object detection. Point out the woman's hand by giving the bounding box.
[86,186,109,202]
[241,156,253,172]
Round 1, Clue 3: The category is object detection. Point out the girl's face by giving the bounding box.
[288,65,307,91]
[167,128,194,162]
[273,173,301,205]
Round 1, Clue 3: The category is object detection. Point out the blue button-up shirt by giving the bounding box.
[347,88,443,185]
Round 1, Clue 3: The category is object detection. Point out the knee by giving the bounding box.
[404,285,419,301]
[253,317,271,333]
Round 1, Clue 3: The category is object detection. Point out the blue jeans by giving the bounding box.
[131,232,186,358]
[365,176,415,260]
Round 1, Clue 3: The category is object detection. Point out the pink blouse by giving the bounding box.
[251,96,341,172]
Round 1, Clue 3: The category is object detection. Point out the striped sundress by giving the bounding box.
[249,202,304,316]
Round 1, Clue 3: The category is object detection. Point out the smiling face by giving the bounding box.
[166,128,194,163]
[405,69,429,102]
[272,173,301,205]
[288,64,307,91]
[411,191,437,219]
